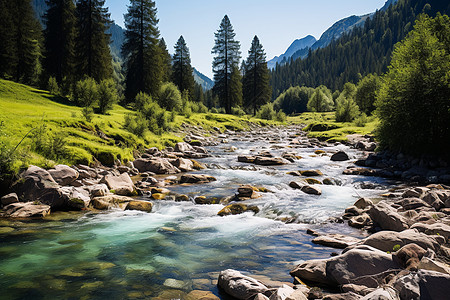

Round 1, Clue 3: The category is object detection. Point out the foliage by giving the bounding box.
[376,13,450,155]
[172,35,195,99]
[256,103,275,120]
[307,86,334,112]
[75,0,113,81]
[48,77,60,95]
[355,74,381,115]
[212,15,241,114]
[124,113,148,137]
[229,65,243,109]
[159,38,172,82]
[158,82,183,111]
[122,0,162,101]
[30,122,69,160]
[242,35,271,115]
[270,0,450,97]
[335,96,360,122]
[273,86,314,115]
[43,0,76,84]
[231,106,246,116]
[97,79,119,114]
[81,106,94,122]
[353,113,369,127]
[73,77,98,107]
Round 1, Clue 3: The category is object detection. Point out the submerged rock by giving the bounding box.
[217,269,269,300]
[330,151,349,161]
[289,182,322,195]
[125,201,153,212]
[180,174,217,184]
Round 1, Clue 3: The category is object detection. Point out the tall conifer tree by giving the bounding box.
[159,38,172,82]
[212,15,241,114]
[44,0,76,84]
[0,1,17,79]
[122,0,163,101]
[242,36,271,115]
[75,0,113,81]
[172,36,195,100]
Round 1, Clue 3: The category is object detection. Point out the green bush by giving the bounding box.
[335,96,360,122]
[355,74,381,115]
[275,110,287,122]
[256,103,277,120]
[74,77,98,107]
[81,106,94,122]
[97,79,119,114]
[124,113,149,137]
[307,86,334,112]
[353,113,369,127]
[30,123,69,161]
[158,82,182,111]
[231,106,246,116]
[274,86,314,114]
[48,77,60,95]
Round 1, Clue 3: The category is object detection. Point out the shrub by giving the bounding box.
[30,123,68,160]
[256,103,276,120]
[74,77,98,107]
[275,110,287,122]
[81,106,94,122]
[353,113,369,127]
[273,86,314,115]
[158,82,182,111]
[335,96,360,122]
[307,86,334,112]
[48,77,60,95]
[97,79,118,114]
[124,113,149,137]
[355,74,381,115]
[376,14,450,155]
[231,106,246,116]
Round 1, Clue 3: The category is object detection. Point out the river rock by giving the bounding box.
[312,234,360,249]
[422,191,445,211]
[218,204,260,216]
[360,287,399,300]
[89,195,133,210]
[396,198,430,211]
[356,141,377,152]
[325,245,401,288]
[331,151,349,161]
[348,213,371,228]
[84,184,110,198]
[48,165,79,186]
[290,259,332,286]
[392,244,427,268]
[269,284,297,300]
[238,155,257,163]
[289,182,322,195]
[217,269,269,300]
[402,187,429,199]
[343,168,378,176]
[170,158,194,172]
[237,185,260,199]
[300,170,323,177]
[175,142,195,153]
[362,229,442,253]
[133,158,180,174]
[101,173,135,196]
[368,202,409,231]
[410,222,450,242]
[354,198,373,209]
[58,186,91,209]
[180,174,217,184]
[322,292,361,300]
[393,270,450,300]
[1,193,19,206]
[186,290,220,300]
[125,200,153,212]
[1,202,51,218]
[255,157,288,166]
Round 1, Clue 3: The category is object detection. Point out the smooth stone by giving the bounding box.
[180,174,217,184]
[1,202,51,218]
[394,270,450,300]
[1,193,19,206]
[330,151,349,161]
[101,173,135,196]
[312,234,360,249]
[48,164,79,186]
[125,201,153,212]
[217,269,269,300]
[218,204,260,216]
[368,201,409,231]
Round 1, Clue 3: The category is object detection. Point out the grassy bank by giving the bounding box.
[288,112,378,142]
[0,79,276,173]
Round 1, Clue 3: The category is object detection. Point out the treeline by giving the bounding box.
[270,0,450,98]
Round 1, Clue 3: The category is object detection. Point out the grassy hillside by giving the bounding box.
[0,80,273,173]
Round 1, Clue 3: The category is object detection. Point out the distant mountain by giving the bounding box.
[193,68,214,91]
[267,35,316,69]
[109,23,125,58]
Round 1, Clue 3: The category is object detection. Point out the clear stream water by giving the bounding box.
[0,127,393,299]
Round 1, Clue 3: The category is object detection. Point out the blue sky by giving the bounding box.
[106,0,386,78]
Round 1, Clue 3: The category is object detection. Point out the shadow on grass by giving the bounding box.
[31,90,79,107]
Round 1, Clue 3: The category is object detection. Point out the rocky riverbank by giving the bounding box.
[1,124,449,299]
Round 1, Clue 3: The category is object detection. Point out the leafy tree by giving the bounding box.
[97,79,118,114]
[122,0,163,101]
[158,82,182,111]
[172,36,195,100]
[273,86,314,114]
[335,96,360,122]
[43,0,76,84]
[74,77,98,107]
[0,0,42,84]
[75,0,113,81]
[159,38,172,82]
[242,35,271,115]
[339,82,357,100]
[355,73,381,115]
[212,15,241,114]
[376,14,450,155]
[307,86,334,112]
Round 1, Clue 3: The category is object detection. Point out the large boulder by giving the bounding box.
[360,287,399,300]
[48,165,79,186]
[101,173,135,196]
[238,155,257,163]
[1,202,51,218]
[58,186,91,210]
[331,151,349,161]
[362,229,442,253]
[175,142,195,153]
[170,158,194,172]
[89,195,134,210]
[325,245,400,287]
[392,244,427,268]
[218,204,260,216]
[289,182,322,195]
[133,158,180,174]
[1,193,19,206]
[368,202,409,231]
[410,223,450,242]
[290,259,333,286]
[393,270,450,300]
[217,269,269,300]
[255,157,288,166]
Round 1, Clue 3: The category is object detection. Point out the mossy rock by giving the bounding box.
[152,193,167,200]
[96,151,116,167]
[304,122,341,132]
[304,178,322,185]
[218,203,260,216]
[125,201,153,213]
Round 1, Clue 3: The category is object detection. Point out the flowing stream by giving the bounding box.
[0,127,394,299]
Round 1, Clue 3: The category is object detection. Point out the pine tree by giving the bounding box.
[212,15,241,114]
[0,1,17,79]
[229,64,243,108]
[172,35,195,100]
[122,0,163,101]
[159,38,172,82]
[75,0,113,81]
[242,35,271,115]
[44,0,76,84]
